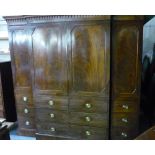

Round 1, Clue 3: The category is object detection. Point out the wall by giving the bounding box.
[0,16,10,62]
[143,17,155,61]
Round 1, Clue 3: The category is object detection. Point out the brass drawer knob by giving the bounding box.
[122,104,128,110]
[24,108,29,114]
[51,127,55,132]
[48,100,54,106]
[50,113,55,118]
[122,118,128,123]
[85,116,91,122]
[23,96,28,102]
[85,131,91,136]
[85,103,92,109]
[121,132,127,137]
[25,121,30,126]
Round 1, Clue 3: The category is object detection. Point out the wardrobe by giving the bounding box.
[4,15,143,139]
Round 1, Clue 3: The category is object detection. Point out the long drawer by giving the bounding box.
[69,97,108,113]
[36,122,108,140]
[69,112,108,127]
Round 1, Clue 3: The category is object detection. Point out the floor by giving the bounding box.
[9,128,36,140]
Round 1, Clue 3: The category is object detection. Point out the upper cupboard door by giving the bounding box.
[32,25,67,95]
[69,22,110,97]
[12,30,32,87]
[112,22,142,99]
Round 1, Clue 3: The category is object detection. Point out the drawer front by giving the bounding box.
[69,98,108,113]
[111,126,138,140]
[18,115,35,129]
[111,113,138,127]
[36,108,69,124]
[70,125,108,140]
[15,89,33,107]
[69,112,108,127]
[16,106,35,118]
[112,101,138,113]
[36,122,69,136]
[34,95,68,110]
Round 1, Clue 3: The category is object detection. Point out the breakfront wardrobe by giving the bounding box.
[4,15,143,139]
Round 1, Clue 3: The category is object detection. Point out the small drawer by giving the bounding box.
[36,122,69,136]
[16,106,35,118]
[111,113,138,127]
[69,112,108,127]
[36,108,69,124]
[70,125,108,140]
[18,115,35,129]
[112,101,138,113]
[34,95,68,110]
[111,126,138,140]
[15,93,33,107]
[69,97,108,113]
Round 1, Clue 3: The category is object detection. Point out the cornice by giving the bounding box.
[4,15,111,25]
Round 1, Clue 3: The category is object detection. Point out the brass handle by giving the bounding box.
[122,104,128,110]
[121,132,127,137]
[24,108,29,114]
[122,118,128,123]
[85,116,91,122]
[85,131,91,136]
[25,121,30,126]
[50,113,55,118]
[85,103,92,109]
[23,96,28,102]
[51,127,55,132]
[48,100,54,106]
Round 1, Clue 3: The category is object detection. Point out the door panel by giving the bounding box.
[12,30,31,87]
[70,23,110,97]
[32,25,67,95]
[112,23,140,98]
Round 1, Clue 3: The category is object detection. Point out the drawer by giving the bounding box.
[111,126,138,140]
[34,95,68,110]
[36,122,69,136]
[17,115,35,129]
[70,125,108,140]
[15,92,33,107]
[112,101,138,113]
[69,97,108,113]
[16,106,35,118]
[36,108,69,124]
[111,113,138,127]
[69,112,108,127]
